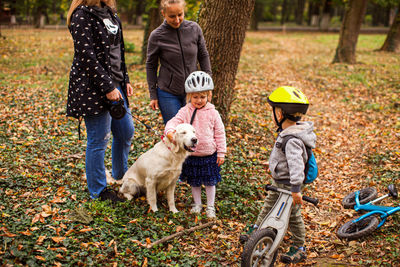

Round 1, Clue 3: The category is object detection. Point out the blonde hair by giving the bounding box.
[161,0,186,11]
[186,91,212,103]
[67,0,116,26]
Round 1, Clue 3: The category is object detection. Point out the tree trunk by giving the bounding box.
[198,0,255,123]
[250,1,263,31]
[295,0,305,25]
[10,0,17,25]
[380,4,400,52]
[34,0,48,28]
[281,0,288,25]
[332,0,368,64]
[308,1,320,27]
[141,0,162,64]
[270,0,278,22]
[135,1,145,25]
[320,0,332,31]
[371,2,384,27]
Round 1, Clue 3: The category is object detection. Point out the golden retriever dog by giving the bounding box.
[119,123,197,213]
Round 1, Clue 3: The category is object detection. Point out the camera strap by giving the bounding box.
[78,117,83,140]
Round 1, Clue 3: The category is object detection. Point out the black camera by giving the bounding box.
[106,99,126,120]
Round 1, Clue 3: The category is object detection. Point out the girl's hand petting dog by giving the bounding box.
[167,131,176,145]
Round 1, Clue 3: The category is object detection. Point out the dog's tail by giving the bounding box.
[119,180,145,198]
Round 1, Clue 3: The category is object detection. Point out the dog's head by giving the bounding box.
[172,123,197,153]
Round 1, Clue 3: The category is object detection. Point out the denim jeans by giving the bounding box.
[157,87,186,124]
[84,85,134,199]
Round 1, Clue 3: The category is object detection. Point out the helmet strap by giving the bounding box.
[273,107,285,132]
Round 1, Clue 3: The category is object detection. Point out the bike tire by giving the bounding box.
[241,228,278,267]
[337,216,379,240]
[342,187,377,209]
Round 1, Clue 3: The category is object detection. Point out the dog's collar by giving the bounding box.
[161,135,173,151]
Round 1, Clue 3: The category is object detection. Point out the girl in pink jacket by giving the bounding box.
[165,71,226,218]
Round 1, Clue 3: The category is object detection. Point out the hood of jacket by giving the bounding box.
[279,121,316,149]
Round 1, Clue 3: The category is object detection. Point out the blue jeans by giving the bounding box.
[157,87,186,124]
[84,86,134,199]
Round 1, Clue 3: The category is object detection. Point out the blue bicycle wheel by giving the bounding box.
[337,216,379,240]
[342,187,377,209]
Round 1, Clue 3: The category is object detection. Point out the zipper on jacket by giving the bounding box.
[176,28,187,78]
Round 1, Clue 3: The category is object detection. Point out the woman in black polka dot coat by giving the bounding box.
[66,0,134,202]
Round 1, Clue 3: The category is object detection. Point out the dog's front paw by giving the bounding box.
[151,206,158,213]
[170,207,179,213]
[123,194,133,201]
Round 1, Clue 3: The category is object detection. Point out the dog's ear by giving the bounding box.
[172,132,180,153]
[164,131,180,153]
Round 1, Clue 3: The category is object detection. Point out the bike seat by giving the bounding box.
[388,184,398,199]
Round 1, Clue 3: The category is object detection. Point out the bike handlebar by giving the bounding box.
[265,184,319,206]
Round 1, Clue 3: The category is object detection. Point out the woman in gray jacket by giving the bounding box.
[146,0,212,124]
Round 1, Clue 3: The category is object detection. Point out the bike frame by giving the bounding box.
[257,187,293,263]
[353,190,400,228]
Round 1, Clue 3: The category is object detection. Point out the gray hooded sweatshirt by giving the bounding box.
[269,121,316,193]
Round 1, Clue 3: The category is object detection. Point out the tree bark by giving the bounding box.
[332,0,368,64]
[141,0,162,64]
[198,0,255,123]
[380,4,400,52]
[295,0,305,25]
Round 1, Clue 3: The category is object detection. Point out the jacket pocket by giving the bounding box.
[158,67,173,89]
[167,72,173,89]
[269,160,278,177]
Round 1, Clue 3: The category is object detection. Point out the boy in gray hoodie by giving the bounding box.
[241,86,316,264]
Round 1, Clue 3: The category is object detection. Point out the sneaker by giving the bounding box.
[206,206,216,218]
[99,188,125,203]
[280,246,306,264]
[239,225,258,244]
[190,204,202,214]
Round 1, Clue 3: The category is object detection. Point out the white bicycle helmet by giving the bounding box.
[185,71,214,93]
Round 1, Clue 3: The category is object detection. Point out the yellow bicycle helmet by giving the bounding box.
[267,86,309,131]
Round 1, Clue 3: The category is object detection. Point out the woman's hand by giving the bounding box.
[150,99,159,110]
[216,157,225,167]
[292,192,303,205]
[126,83,133,97]
[106,88,122,101]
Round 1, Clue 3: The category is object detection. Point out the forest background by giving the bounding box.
[1,0,400,266]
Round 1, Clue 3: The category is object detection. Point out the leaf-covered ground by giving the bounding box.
[0,29,399,266]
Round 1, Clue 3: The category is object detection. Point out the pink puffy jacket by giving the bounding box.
[165,102,227,158]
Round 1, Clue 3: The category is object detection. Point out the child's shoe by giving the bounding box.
[239,224,258,244]
[206,206,216,218]
[190,204,202,214]
[280,246,306,264]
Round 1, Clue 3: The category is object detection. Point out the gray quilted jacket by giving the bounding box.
[269,121,317,193]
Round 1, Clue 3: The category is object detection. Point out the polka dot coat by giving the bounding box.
[67,5,130,119]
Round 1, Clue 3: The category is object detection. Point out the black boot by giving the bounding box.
[99,188,125,203]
